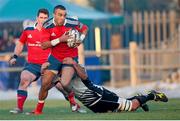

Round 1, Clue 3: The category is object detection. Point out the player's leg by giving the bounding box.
[10,63,41,114]
[59,64,81,111]
[39,70,56,100]
[32,70,56,114]
[88,88,168,113]
[60,66,75,91]
[55,77,86,113]
[89,96,143,112]
[149,90,168,102]
[55,81,69,99]
[127,94,149,112]
[33,55,61,114]
[60,57,78,91]
[123,90,168,111]
[105,89,168,112]
[58,58,80,110]
[128,90,168,105]
[60,66,84,111]
[56,82,78,111]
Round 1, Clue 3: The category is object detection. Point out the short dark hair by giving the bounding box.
[53,5,66,13]
[37,8,49,17]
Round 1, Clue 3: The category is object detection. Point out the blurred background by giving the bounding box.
[0,0,180,99]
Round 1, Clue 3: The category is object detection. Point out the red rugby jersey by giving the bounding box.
[19,25,51,64]
[44,17,88,62]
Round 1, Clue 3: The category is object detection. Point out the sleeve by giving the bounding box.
[19,31,27,44]
[74,22,88,33]
[43,17,53,29]
[65,17,88,33]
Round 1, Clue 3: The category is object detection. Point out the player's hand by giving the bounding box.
[41,41,52,49]
[59,31,73,42]
[41,62,50,75]
[73,41,81,48]
[9,58,17,66]
[9,55,18,66]
[62,57,76,65]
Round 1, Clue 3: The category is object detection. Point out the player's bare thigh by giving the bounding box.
[41,69,56,90]
[19,70,37,90]
[131,99,140,111]
[61,66,75,87]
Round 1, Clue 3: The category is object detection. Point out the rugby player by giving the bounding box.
[9,8,82,114]
[57,57,168,113]
[30,57,168,114]
[32,5,88,114]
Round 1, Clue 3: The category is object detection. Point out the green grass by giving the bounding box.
[0,98,180,120]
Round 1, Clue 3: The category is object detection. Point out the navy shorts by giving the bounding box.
[88,88,119,113]
[23,63,41,81]
[47,54,78,72]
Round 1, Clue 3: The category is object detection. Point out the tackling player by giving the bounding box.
[58,57,168,113]
[30,57,168,114]
[32,5,88,114]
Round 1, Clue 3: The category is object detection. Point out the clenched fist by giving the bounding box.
[9,54,18,66]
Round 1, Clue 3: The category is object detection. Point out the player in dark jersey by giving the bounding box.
[54,57,168,113]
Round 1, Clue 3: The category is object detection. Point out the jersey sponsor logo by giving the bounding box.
[28,42,41,47]
[28,43,41,47]
[51,32,56,37]
[36,41,41,44]
[27,34,32,38]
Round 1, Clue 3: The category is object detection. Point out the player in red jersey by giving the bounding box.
[32,5,88,114]
[9,8,82,114]
[9,8,50,114]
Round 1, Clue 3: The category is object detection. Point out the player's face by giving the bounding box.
[54,9,67,25]
[37,13,49,26]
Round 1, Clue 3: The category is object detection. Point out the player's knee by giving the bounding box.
[131,99,140,111]
[21,73,31,81]
[19,75,31,89]
[19,80,30,90]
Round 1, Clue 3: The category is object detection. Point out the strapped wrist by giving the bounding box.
[51,38,60,46]
[13,54,18,59]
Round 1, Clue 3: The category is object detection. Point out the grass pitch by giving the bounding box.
[0,98,180,120]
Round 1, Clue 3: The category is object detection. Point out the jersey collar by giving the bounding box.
[34,22,37,29]
[34,22,44,30]
[53,18,57,26]
[53,18,66,26]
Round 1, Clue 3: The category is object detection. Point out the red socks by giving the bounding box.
[68,91,76,106]
[34,100,45,113]
[17,90,27,111]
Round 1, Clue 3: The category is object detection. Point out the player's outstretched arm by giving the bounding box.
[62,57,88,80]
